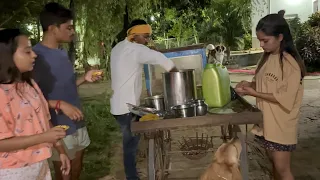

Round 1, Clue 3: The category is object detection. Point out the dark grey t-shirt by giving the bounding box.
[33,43,85,135]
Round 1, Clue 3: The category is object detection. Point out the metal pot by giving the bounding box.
[162,69,197,109]
[171,104,196,118]
[144,95,165,111]
[190,99,208,116]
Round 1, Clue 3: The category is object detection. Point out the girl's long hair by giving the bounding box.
[255,12,306,79]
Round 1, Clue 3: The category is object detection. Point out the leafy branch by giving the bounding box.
[0,1,36,27]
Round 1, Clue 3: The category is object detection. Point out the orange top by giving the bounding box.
[252,53,303,144]
[0,80,52,168]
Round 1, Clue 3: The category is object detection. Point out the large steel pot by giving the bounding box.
[162,69,197,109]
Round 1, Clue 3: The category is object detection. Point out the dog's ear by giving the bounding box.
[230,164,242,180]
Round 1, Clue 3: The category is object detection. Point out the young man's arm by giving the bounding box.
[48,100,83,121]
[76,76,86,86]
[76,71,103,86]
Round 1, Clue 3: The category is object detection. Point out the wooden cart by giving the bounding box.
[131,98,263,180]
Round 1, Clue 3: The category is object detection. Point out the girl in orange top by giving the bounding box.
[235,12,306,180]
[0,29,70,179]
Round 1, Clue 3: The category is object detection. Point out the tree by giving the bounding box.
[199,0,251,59]
[295,12,320,72]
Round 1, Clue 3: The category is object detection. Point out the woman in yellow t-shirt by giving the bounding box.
[235,11,306,180]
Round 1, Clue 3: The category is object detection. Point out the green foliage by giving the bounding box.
[164,0,211,11]
[0,0,43,41]
[80,94,120,179]
[1,0,252,68]
[295,12,320,72]
[147,2,204,48]
[243,32,252,50]
[75,0,126,79]
[147,0,251,51]
[196,0,251,60]
[212,0,251,50]
[0,0,41,27]
[296,25,320,72]
[307,12,320,27]
[287,17,302,42]
[163,9,197,47]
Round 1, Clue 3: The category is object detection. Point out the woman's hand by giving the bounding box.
[40,127,66,144]
[235,80,252,88]
[59,153,71,176]
[235,86,257,97]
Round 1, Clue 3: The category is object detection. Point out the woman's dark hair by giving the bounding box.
[278,10,286,18]
[0,28,33,86]
[255,12,306,79]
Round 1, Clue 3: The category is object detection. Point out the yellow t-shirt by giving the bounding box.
[252,52,303,145]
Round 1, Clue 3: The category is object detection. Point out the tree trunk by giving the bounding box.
[112,4,130,48]
[226,46,231,61]
[68,0,76,65]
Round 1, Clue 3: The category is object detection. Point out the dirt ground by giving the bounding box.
[79,74,320,180]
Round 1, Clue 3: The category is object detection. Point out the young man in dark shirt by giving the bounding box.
[33,2,102,180]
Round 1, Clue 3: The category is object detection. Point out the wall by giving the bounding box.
[226,52,263,69]
[251,0,316,48]
[251,0,270,48]
[270,0,313,22]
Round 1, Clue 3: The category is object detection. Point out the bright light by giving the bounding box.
[27,25,33,31]
[150,16,155,21]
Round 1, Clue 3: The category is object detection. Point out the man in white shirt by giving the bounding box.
[110,19,177,180]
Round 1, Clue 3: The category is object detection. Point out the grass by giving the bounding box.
[80,93,120,179]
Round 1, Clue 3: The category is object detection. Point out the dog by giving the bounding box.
[200,138,242,180]
[207,45,226,65]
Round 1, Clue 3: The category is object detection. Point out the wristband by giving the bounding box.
[55,100,61,114]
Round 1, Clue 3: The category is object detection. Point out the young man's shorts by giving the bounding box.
[51,127,91,161]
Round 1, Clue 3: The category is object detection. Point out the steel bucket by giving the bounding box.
[162,69,197,109]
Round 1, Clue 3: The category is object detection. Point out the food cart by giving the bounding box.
[131,45,263,180]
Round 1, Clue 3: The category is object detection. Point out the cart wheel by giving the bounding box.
[163,130,171,178]
[153,130,171,180]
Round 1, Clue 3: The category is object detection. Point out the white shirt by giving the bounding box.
[110,39,175,115]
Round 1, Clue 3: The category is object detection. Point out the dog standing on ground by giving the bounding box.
[200,138,242,180]
[207,45,226,65]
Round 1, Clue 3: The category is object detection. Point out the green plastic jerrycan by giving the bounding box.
[202,63,231,108]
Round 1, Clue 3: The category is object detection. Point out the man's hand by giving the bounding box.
[59,154,71,176]
[84,70,103,82]
[170,67,179,72]
[60,101,83,121]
